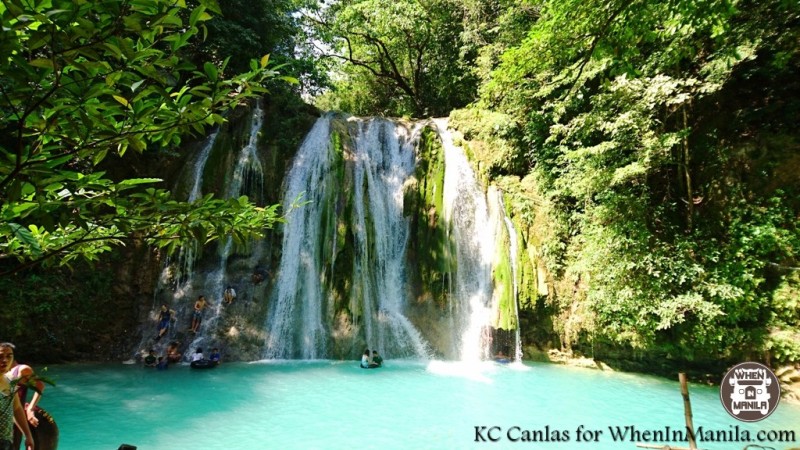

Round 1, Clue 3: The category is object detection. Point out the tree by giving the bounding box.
[476,0,800,360]
[306,0,477,117]
[190,0,312,76]
[0,0,283,274]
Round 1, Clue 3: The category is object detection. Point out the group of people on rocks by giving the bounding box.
[1,342,43,450]
[148,290,232,367]
[156,285,242,343]
[143,342,221,369]
[143,340,183,370]
[154,294,209,343]
[360,349,383,369]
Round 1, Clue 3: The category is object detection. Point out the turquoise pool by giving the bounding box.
[41,360,800,450]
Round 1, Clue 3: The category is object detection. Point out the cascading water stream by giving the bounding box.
[131,130,220,360]
[350,119,430,358]
[501,205,523,364]
[434,118,496,363]
[175,131,220,289]
[264,115,431,359]
[184,103,265,358]
[188,131,219,203]
[264,116,333,359]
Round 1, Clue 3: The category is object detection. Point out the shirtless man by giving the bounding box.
[190,295,207,334]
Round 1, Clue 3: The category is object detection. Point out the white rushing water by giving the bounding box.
[350,118,430,358]
[435,118,497,363]
[184,103,265,358]
[138,112,512,364]
[174,130,220,290]
[264,115,333,359]
[264,115,431,359]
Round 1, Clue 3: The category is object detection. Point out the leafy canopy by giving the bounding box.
[471,0,800,360]
[0,0,282,273]
[307,0,477,117]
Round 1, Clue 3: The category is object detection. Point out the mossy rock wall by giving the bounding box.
[160,95,319,362]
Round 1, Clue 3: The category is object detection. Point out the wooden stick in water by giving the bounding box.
[679,373,698,450]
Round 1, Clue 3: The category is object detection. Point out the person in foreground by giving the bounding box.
[191,348,204,362]
[143,349,157,368]
[166,341,181,364]
[190,296,206,334]
[0,343,34,450]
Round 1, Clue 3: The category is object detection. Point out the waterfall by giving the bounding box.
[264,115,431,359]
[264,115,333,359]
[131,110,522,364]
[434,118,496,363]
[350,119,430,358]
[175,131,220,289]
[188,131,219,202]
[501,201,523,363]
[183,103,265,358]
[130,128,221,361]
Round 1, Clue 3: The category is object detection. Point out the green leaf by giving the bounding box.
[203,62,217,81]
[278,75,299,85]
[189,5,206,27]
[112,95,129,107]
[92,148,108,166]
[117,178,162,186]
[126,135,146,153]
[9,223,41,255]
[29,58,54,69]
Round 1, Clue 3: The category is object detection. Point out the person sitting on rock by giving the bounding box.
[143,349,157,367]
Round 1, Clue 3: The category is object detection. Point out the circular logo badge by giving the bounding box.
[720,362,781,422]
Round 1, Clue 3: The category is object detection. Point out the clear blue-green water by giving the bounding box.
[42,360,800,450]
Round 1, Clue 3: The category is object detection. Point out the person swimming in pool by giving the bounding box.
[360,349,371,368]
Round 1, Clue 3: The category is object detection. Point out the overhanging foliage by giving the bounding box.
[0,0,284,273]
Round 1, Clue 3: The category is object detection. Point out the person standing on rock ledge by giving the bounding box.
[190,295,207,334]
[154,304,176,341]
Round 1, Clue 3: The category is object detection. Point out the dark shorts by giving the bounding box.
[158,318,170,329]
[192,311,202,320]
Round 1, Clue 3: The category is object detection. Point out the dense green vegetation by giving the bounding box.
[2,0,797,372]
[0,0,290,275]
[306,0,478,116]
[314,0,800,368]
[0,0,314,357]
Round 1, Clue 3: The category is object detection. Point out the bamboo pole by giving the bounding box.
[679,373,698,450]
